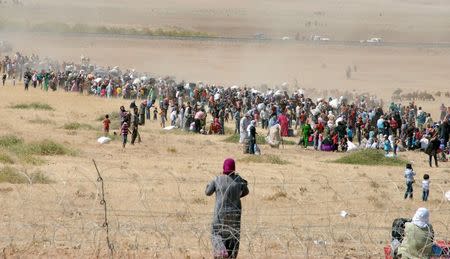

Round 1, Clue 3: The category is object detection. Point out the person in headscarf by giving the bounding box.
[205,159,249,259]
[301,119,312,149]
[247,120,256,154]
[267,123,282,148]
[277,112,289,137]
[397,207,434,259]
[239,113,251,144]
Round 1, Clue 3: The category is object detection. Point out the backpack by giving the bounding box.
[391,218,411,242]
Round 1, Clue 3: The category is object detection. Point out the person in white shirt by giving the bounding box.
[422,174,430,202]
[404,163,415,199]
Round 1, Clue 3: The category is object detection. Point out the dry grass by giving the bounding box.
[29,117,55,125]
[239,154,289,165]
[265,187,288,201]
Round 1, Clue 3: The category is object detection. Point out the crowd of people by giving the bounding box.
[2,50,450,258]
[2,51,450,160]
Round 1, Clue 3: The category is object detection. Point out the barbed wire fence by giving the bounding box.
[0,161,449,258]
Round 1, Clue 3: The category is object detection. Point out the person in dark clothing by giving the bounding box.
[130,107,140,145]
[440,120,449,148]
[205,159,249,259]
[139,101,146,125]
[2,73,6,86]
[426,133,440,167]
[248,120,256,154]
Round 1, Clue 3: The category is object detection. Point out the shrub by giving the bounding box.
[0,150,14,164]
[28,140,74,156]
[0,166,28,184]
[0,135,24,148]
[29,118,55,125]
[0,167,52,184]
[239,154,289,165]
[334,149,407,166]
[30,171,53,184]
[63,122,95,131]
[10,102,54,111]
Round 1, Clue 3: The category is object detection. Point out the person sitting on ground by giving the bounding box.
[397,207,434,259]
[209,118,222,135]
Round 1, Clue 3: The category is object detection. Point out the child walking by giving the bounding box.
[121,121,129,148]
[153,107,158,121]
[102,114,111,136]
[404,163,415,199]
[422,174,430,202]
[393,137,400,157]
[384,135,391,156]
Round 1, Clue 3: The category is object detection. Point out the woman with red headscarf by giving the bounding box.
[206,158,249,258]
[278,113,289,137]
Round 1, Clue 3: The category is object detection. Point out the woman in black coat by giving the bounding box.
[426,133,440,167]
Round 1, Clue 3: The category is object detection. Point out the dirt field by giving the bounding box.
[0,85,449,258]
[1,0,450,257]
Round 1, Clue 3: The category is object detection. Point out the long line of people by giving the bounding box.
[2,51,450,161]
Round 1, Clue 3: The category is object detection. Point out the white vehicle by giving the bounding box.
[281,36,291,41]
[361,37,383,43]
[311,35,330,41]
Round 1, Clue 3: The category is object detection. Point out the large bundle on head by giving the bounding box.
[257,103,266,111]
[329,98,339,109]
[311,107,320,116]
[133,78,141,85]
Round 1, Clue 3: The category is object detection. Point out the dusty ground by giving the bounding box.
[0,85,449,258]
[0,0,450,257]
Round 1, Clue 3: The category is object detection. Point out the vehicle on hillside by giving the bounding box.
[310,35,331,41]
[253,33,266,40]
[360,37,383,43]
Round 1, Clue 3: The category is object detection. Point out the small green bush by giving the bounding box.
[29,118,55,125]
[334,149,407,166]
[28,140,74,156]
[167,147,177,153]
[10,102,54,111]
[30,171,53,184]
[0,135,24,148]
[0,166,28,184]
[239,154,289,165]
[0,135,75,165]
[0,167,52,184]
[63,122,95,131]
[0,151,14,164]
